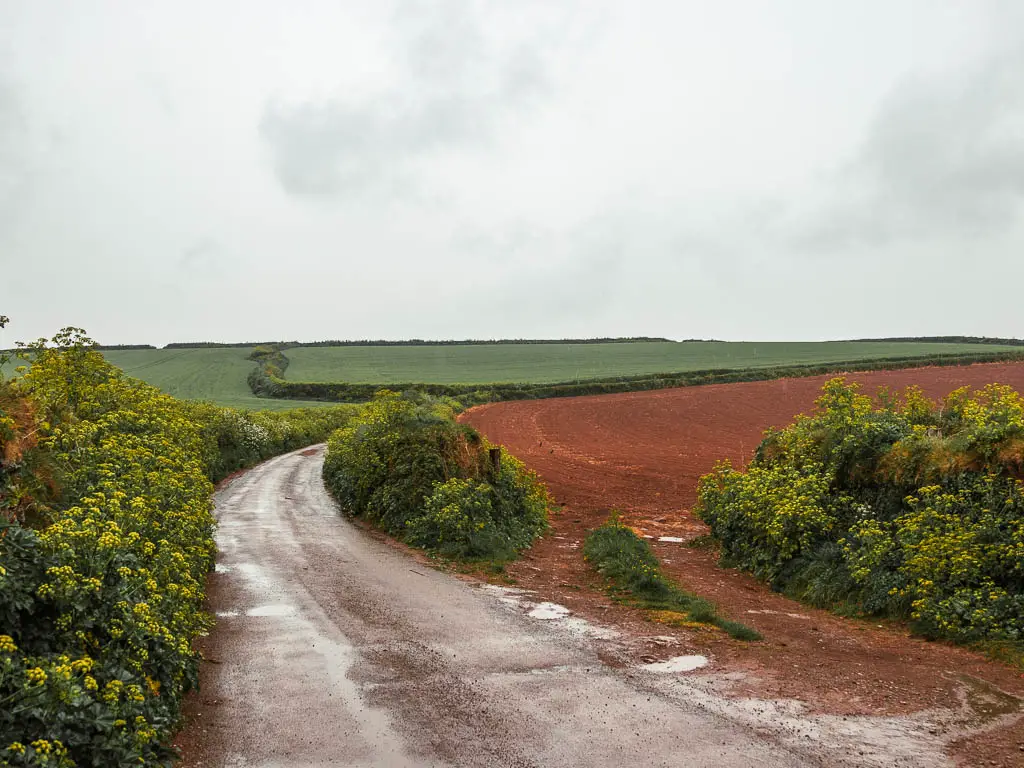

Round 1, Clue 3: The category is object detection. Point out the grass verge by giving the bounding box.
[583,515,762,641]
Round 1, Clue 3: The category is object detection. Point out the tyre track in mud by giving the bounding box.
[173,446,968,767]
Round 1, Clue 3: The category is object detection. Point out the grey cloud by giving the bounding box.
[178,238,223,275]
[9,1,1024,344]
[450,220,552,265]
[142,73,176,119]
[259,1,561,199]
[260,101,386,198]
[449,213,651,333]
[396,0,485,88]
[797,44,1024,249]
[462,246,626,330]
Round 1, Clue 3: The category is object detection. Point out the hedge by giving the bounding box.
[0,330,354,767]
[322,391,549,561]
[696,377,1024,647]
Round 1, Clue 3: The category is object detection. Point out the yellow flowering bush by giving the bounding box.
[696,377,1024,646]
[0,329,354,766]
[696,460,837,583]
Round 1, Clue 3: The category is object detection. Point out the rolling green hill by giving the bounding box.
[2,346,318,408]
[4,340,1022,408]
[101,347,329,410]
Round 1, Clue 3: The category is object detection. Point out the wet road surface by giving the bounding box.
[176,447,962,768]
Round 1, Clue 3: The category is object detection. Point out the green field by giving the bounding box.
[4,340,1021,409]
[0,347,326,410]
[101,348,330,410]
[283,341,1023,385]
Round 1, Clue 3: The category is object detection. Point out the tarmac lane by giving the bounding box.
[174,446,956,768]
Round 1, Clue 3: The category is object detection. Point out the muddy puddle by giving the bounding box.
[642,655,709,673]
[957,674,1021,726]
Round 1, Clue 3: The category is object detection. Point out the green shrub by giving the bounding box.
[323,391,549,561]
[696,377,1024,647]
[407,478,502,558]
[583,517,761,641]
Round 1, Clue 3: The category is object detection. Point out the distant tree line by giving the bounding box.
[167,337,673,349]
[95,336,1024,350]
[2,343,157,354]
[848,336,1024,346]
[163,341,293,349]
[14,335,1024,354]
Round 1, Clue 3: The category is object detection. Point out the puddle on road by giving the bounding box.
[524,664,576,677]
[560,617,620,640]
[214,563,232,573]
[480,585,533,601]
[657,536,685,543]
[529,602,572,620]
[641,655,709,673]
[216,610,240,618]
[232,562,275,590]
[246,604,296,618]
[482,587,621,640]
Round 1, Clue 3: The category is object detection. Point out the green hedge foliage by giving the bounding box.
[183,400,357,484]
[322,391,549,561]
[696,377,1024,646]
[0,331,355,767]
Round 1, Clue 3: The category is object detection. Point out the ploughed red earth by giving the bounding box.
[462,362,1024,767]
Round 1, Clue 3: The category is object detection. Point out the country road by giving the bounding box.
[175,446,962,768]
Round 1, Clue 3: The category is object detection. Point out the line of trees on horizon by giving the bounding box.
[847,335,1024,346]
[164,337,677,349]
[5,335,1024,354]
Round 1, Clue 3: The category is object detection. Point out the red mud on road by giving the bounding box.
[462,362,1024,767]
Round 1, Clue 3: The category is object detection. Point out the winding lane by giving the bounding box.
[175,446,952,768]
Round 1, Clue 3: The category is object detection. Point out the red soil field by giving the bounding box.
[461,362,1024,767]
[466,362,1024,518]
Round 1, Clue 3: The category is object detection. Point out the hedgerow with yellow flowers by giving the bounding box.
[0,328,354,767]
[697,377,1024,647]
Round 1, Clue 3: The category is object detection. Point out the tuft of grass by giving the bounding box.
[583,514,762,641]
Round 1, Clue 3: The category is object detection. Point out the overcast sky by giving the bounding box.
[1,1,1022,346]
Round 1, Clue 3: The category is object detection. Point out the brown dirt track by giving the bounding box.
[462,362,1024,767]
